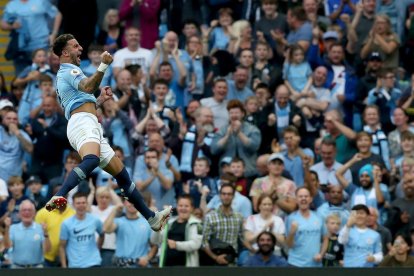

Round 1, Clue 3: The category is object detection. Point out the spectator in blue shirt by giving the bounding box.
[244,231,288,267]
[0,0,61,74]
[3,200,51,268]
[286,187,323,267]
[103,200,157,268]
[134,147,175,210]
[59,192,104,268]
[338,204,383,267]
[0,110,33,183]
[0,176,29,224]
[227,66,254,102]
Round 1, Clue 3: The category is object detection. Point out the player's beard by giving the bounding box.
[71,53,80,66]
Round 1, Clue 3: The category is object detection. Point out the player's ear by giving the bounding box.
[62,47,69,57]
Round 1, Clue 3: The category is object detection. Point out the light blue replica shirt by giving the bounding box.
[285,210,323,267]
[114,216,151,259]
[283,62,312,92]
[56,63,96,120]
[60,213,103,268]
[340,226,382,267]
[0,126,31,181]
[226,80,254,102]
[210,27,230,51]
[2,0,57,52]
[10,222,44,265]
[17,64,54,125]
[133,153,177,210]
[282,148,315,187]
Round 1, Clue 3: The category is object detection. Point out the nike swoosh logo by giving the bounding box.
[73,227,87,234]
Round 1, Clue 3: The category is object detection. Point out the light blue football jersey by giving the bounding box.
[55,63,96,120]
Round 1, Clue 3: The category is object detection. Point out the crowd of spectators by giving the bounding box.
[2,0,414,269]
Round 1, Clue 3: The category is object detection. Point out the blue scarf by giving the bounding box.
[179,125,213,172]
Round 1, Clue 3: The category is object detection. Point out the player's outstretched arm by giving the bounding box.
[78,51,113,94]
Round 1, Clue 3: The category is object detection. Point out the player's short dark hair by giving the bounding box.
[53,34,75,57]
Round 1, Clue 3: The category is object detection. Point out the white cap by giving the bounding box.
[267,153,285,164]
[0,99,13,110]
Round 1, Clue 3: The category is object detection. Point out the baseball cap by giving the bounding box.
[323,31,339,41]
[25,175,42,186]
[368,52,382,62]
[0,99,13,110]
[267,153,285,164]
[220,156,233,166]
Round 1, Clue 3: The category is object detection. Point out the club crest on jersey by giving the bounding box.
[70,69,80,76]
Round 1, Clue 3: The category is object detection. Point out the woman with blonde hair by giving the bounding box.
[361,14,400,70]
[97,9,125,54]
[229,20,254,56]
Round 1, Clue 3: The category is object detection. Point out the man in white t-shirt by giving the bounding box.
[112,27,153,77]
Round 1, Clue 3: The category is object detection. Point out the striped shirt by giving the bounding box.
[202,207,244,252]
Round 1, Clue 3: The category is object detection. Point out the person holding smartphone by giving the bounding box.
[338,204,383,267]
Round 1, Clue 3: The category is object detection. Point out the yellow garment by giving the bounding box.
[35,206,75,262]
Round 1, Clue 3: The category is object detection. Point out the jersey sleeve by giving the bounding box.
[61,66,87,91]
[95,218,103,235]
[60,221,69,241]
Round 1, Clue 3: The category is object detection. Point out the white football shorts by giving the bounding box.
[67,112,114,168]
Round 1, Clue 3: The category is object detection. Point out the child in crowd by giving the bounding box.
[28,74,56,118]
[253,42,274,85]
[81,44,113,88]
[244,96,260,127]
[0,176,28,224]
[253,83,272,110]
[230,157,250,197]
[283,44,312,102]
[317,214,344,267]
[16,48,53,125]
[151,79,176,130]
[184,157,217,208]
[395,131,414,171]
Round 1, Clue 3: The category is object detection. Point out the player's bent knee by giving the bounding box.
[76,154,100,178]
